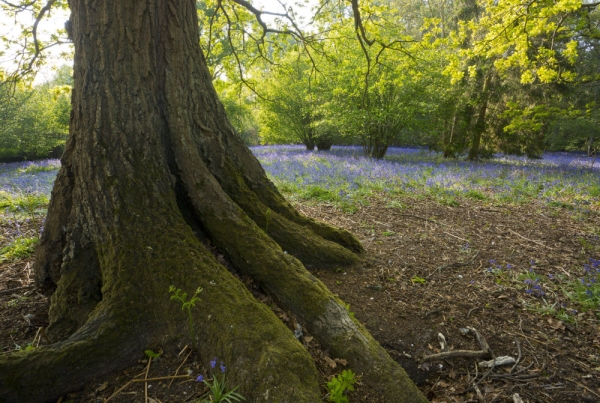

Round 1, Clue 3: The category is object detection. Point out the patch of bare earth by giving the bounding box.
[1,196,599,402]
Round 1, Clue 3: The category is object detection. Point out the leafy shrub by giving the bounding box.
[0,236,38,262]
[326,369,356,403]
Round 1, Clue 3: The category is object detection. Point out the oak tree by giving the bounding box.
[0,1,427,402]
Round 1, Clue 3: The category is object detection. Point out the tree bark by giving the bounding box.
[0,1,427,402]
[467,74,491,161]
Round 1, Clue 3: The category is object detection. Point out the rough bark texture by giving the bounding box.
[0,1,427,402]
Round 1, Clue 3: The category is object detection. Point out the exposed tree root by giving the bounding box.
[173,145,427,402]
[0,309,144,403]
[0,218,324,402]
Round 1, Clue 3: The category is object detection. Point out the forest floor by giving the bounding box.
[1,194,599,403]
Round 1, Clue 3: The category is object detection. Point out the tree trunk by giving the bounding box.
[443,113,458,158]
[0,1,427,403]
[467,74,491,161]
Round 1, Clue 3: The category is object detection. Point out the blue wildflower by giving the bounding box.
[210,358,217,369]
[196,375,204,382]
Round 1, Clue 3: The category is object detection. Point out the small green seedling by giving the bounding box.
[327,369,357,403]
[411,276,426,285]
[169,285,202,350]
[144,349,161,359]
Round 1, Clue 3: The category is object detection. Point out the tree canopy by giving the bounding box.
[2,0,599,159]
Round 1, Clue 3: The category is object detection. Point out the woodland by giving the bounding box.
[0,0,599,402]
[0,0,599,160]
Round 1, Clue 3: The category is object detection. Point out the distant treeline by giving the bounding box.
[4,0,600,164]
[0,66,71,163]
[199,0,600,160]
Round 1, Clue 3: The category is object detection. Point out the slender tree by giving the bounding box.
[0,1,427,402]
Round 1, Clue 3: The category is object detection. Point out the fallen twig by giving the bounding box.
[144,357,152,403]
[565,377,600,399]
[169,349,192,388]
[469,327,490,352]
[422,349,491,362]
[465,348,496,393]
[443,231,469,243]
[492,363,534,378]
[422,327,491,362]
[509,331,550,347]
[104,375,191,402]
[508,229,555,250]
[510,337,522,373]
[467,307,480,319]
[0,285,34,296]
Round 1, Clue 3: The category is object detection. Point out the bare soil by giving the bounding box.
[1,195,599,402]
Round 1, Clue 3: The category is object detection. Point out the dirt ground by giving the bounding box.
[1,195,599,402]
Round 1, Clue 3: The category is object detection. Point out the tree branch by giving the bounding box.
[25,0,58,74]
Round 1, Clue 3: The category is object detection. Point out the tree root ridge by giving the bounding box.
[34,161,75,297]
[211,127,365,255]
[218,157,361,268]
[0,310,145,403]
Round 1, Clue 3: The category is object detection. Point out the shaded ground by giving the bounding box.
[1,194,599,402]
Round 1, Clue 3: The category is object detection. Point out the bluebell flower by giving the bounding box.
[220,363,226,373]
[196,375,204,382]
[210,358,217,369]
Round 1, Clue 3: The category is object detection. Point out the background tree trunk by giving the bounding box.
[0,1,427,402]
[467,74,492,161]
